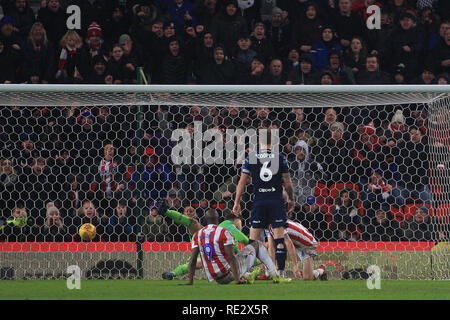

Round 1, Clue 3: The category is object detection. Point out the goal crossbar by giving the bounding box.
[0,84,449,107]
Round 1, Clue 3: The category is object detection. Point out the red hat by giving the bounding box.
[361,122,376,135]
[87,22,102,38]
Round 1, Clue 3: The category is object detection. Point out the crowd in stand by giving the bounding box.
[0,0,449,85]
[0,0,449,243]
[0,104,449,242]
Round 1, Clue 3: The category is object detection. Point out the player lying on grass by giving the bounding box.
[266,219,327,281]
[157,200,255,280]
[186,209,281,285]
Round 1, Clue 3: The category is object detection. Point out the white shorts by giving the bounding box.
[215,245,257,284]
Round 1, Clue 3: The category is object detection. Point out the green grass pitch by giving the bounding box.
[1,280,449,300]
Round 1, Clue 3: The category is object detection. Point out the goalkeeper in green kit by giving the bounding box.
[157,199,255,280]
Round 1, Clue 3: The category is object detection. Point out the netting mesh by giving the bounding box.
[0,88,449,280]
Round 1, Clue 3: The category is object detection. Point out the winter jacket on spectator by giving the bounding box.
[0,40,19,82]
[36,3,67,47]
[395,138,429,192]
[102,5,131,47]
[290,140,327,207]
[264,17,291,59]
[402,209,442,241]
[55,45,90,83]
[160,48,190,84]
[105,54,135,84]
[381,19,426,79]
[193,0,218,28]
[21,33,56,83]
[330,188,362,241]
[310,27,342,71]
[426,35,450,76]
[232,46,257,82]
[0,16,23,50]
[250,34,275,65]
[210,0,248,57]
[166,0,197,32]
[328,5,367,47]
[287,53,316,84]
[143,210,171,242]
[8,0,35,44]
[291,2,324,50]
[198,58,235,84]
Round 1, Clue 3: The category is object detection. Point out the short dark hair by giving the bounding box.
[366,53,379,63]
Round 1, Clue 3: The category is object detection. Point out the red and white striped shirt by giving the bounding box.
[98,159,118,198]
[192,224,235,282]
[270,220,317,249]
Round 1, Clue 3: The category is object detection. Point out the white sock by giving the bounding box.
[254,242,278,277]
[313,269,324,279]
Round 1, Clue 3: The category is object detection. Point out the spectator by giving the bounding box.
[313,121,354,183]
[250,22,274,64]
[343,36,368,75]
[21,22,56,84]
[90,143,126,206]
[167,0,197,32]
[287,52,316,84]
[386,0,413,25]
[328,0,367,50]
[235,55,266,84]
[104,200,136,242]
[324,50,355,84]
[129,2,163,47]
[143,202,172,241]
[119,34,144,78]
[394,125,432,205]
[70,200,106,242]
[264,6,291,59]
[361,169,396,210]
[411,66,435,84]
[83,22,110,66]
[381,11,425,80]
[330,188,362,241]
[232,33,257,81]
[193,0,218,28]
[132,153,174,202]
[85,55,109,84]
[283,45,300,75]
[160,36,190,84]
[319,69,334,84]
[313,107,338,140]
[291,2,324,54]
[356,54,392,84]
[402,206,441,241]
[0,15,22,50]
[0,159,22,218]
[12,133,41,169]
[62,174,86,217]
[105,43,136,84]
[262,58,287,84]
[55,30,88,84]
[36,0,67,46]
[290,140,327,209]
[0,38,19,83]
[210,0,248,57]
[194,30,215,67]
[362,203,404,241]
[38,202,71,241]
[392,64,408,84]
[103,5,131,47]
[436,73,449,84]
[426,27,450,76]
[366,7,394,54]
[311,25,342,71]
[8,0,35,44]
[197,45,235,84]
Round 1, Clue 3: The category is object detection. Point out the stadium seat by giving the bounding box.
[436,204,450,223]
[314,183,329,205]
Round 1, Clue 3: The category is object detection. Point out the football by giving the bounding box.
[79,223,96,241]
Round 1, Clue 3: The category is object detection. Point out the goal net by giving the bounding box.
[0,84,448,281]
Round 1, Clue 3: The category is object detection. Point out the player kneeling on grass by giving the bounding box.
[159,199,255,280]
[186,210,279,285]
[267,219,327,281]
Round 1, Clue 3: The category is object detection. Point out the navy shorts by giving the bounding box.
[250,198,287,229]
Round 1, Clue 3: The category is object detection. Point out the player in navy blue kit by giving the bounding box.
[233,128,295,282]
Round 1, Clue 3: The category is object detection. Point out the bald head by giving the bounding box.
[205,209,219,225]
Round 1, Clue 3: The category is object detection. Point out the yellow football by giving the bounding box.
[79,223,96,241]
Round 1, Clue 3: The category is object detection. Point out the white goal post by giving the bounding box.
[0,84,448,281]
